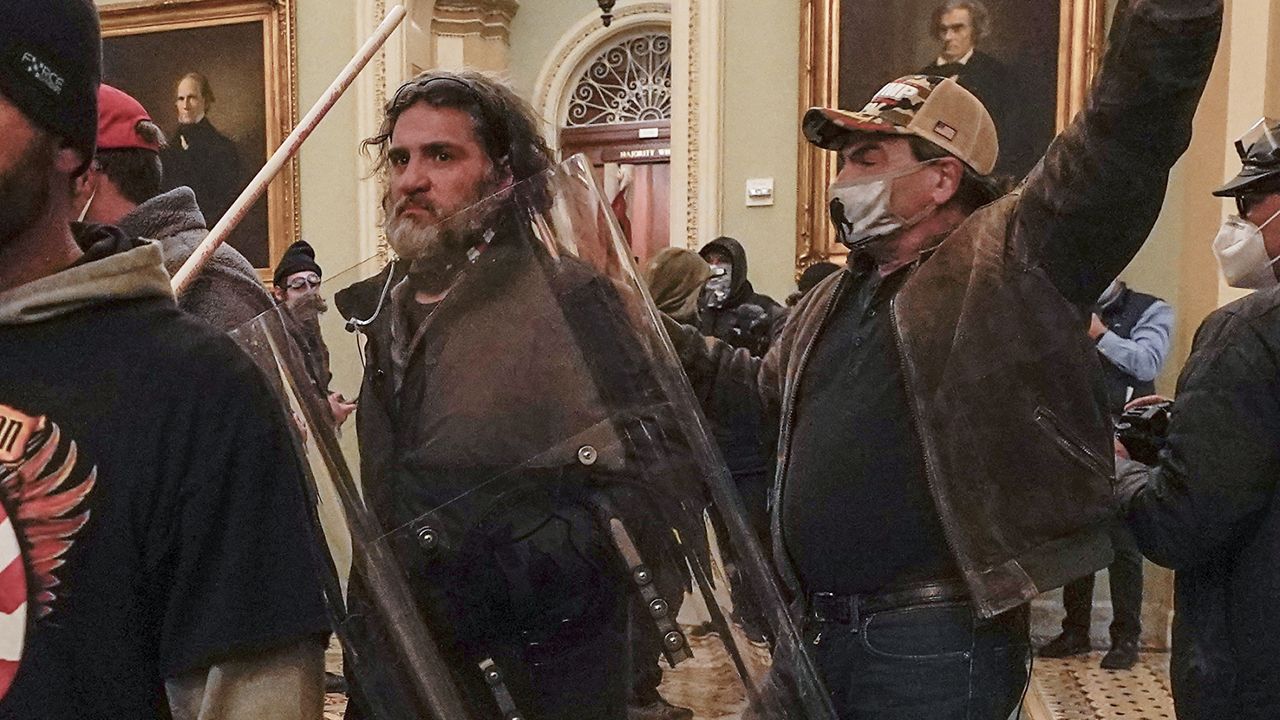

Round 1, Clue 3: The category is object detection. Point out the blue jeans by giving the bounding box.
[802,601,1030,719]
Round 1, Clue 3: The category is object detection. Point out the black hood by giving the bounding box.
[699,236,752,305]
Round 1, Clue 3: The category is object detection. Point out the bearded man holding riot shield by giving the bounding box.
[335,71,640,717]
[248,67,838,720]
[333,72,700,720]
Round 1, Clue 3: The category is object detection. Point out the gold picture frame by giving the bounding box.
[100,0,299,276]
[795,0,1108,272]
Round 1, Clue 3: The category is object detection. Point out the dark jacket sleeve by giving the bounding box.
[1014,0,1223,306]
[1122,310,1280,570]
[662,313,777,431]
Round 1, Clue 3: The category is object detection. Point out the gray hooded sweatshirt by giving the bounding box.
[117,186,273,332]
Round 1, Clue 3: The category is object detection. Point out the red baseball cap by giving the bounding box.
[96,83,162,152]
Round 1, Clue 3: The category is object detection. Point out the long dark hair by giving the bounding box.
[362,70,555,214]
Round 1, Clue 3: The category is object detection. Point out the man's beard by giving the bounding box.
[382,172,505,292]
[0,135,56,248]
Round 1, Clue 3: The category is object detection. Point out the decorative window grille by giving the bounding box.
[566,32,672,127]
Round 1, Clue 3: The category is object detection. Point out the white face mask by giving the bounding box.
[827,161,938,249]
[703,263,733,309]
[1213,207,1280,289]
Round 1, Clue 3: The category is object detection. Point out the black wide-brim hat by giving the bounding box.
[1214,163,1280,197]
[1214,118,1280,197]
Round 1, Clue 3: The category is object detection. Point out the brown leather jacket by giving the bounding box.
[669,0,1222,618]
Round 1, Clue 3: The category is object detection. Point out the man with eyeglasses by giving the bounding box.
[272,239,324,304]
[273,239,357,428]
[1117,117,1280,720]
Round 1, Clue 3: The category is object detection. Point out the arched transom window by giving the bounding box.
[566,31,671,127]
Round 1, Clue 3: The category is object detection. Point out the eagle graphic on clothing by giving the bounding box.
[0,404,97,700]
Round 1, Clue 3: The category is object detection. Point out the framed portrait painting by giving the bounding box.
[99,0,299,273]
[795,0,1109,270]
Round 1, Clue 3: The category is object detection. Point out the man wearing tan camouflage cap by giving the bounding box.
[665,1,1223,716]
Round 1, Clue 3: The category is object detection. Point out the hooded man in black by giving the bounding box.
[697,236,784,358]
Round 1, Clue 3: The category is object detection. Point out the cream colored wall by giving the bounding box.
[716,2,802,302]
[507,0,601,105]
[295,2,366,275]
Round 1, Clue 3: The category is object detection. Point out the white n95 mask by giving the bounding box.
[1213,207,1280,289]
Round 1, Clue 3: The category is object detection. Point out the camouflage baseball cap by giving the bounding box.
[803,75,999,176]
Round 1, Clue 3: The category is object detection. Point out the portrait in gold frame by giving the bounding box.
[795,0,1108,271]
[99,0,299,275]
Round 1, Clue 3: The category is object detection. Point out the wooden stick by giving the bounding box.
[171,4,408,295]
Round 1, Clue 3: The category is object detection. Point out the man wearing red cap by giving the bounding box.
[666,1,1223,717]
[72,84,271,332]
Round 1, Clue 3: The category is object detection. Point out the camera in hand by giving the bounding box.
[1115,401,1172,465]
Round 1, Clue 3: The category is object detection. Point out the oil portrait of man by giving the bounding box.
[161,72,243,228]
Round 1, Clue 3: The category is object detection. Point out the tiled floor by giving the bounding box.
[321,628,762,719]
[1025,652,1175,720]
[325,639,1176,720]
[323,640,346,720]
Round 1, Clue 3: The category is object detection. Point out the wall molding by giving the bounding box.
[532,3,672,145]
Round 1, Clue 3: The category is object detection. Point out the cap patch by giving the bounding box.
[863,81,927,115]
[934,121,958,141]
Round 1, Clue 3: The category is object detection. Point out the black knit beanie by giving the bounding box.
[0,0,101,175]
[273,241,323,287]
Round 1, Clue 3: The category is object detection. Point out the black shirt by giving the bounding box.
[0,293,328,718]
[781,261,958,595]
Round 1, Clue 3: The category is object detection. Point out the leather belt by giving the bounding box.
[807,578,969,626]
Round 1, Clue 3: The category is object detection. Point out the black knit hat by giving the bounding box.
[273,240,323,287]
[0,0,101,175]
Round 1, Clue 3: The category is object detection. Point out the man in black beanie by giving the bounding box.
[273,240,357,427]
[0,2,330,717]
[273,239,324,304]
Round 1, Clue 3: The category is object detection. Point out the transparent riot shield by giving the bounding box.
[229,154,836,720]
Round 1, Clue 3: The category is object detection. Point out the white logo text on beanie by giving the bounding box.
[21,52,64,95]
